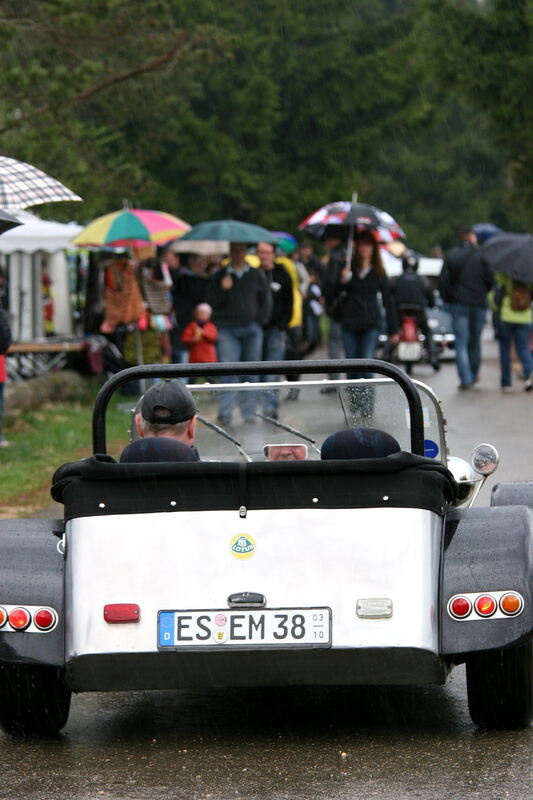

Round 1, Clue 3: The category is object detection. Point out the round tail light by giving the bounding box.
[499,593,523,616]
[0,606,7,627]
[449,596,472,619]
[8,607,31,630]
[34,608,57,631]
[475,594,496,617]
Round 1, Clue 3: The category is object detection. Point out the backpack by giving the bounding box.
[510,280,531,312]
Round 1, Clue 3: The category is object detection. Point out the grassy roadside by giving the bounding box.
[0,382,134,518]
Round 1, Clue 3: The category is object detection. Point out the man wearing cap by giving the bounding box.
[120,379,199,462]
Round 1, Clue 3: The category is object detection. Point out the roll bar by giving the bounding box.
[92,359,426,455]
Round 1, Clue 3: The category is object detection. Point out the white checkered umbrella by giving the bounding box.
[0,155,82,210]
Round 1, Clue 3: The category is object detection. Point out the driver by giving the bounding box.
[120,380,199,461]
[265,443,308,461]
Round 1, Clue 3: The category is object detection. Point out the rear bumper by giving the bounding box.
[66,647,447,692]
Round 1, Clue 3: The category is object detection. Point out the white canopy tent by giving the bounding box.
[0,212,83,340]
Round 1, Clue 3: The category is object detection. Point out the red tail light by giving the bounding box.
[0,607,7,627]
[8,607,31,630]
[449,596,472,619]
[475,595,496,617]
[34,608,57,631]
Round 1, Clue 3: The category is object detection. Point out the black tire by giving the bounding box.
[0,663,71,736]
[405,361,413,376]
[466,641,533,729]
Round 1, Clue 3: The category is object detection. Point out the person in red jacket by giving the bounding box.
[180,303,218,364]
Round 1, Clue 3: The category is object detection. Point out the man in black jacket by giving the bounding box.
[207,243,272,424]
[438,226,493,389]
[256,241,293,418]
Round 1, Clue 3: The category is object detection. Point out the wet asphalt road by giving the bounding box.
[3,334,532,799]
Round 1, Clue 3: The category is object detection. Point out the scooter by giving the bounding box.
[395,306,425,376]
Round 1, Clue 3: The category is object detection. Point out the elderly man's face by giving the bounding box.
[256,242,276,270]
[265,444,308,461]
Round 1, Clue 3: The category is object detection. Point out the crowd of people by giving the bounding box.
[92,220,533,423]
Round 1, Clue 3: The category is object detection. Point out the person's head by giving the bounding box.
[402,250,419,273]
[353,230,384,275]
[458,226,477,246]
[159,246,179,269]
[300,244,314,260]
[321,427,400,460]
[134,379,198,445]
[194,302,212,323]
[120,437,199,463]
[265,443,308,461]
[229,242,248,268]
[324,224,347,251]
[256,241,276,271]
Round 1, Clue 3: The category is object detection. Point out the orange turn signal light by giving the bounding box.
[499,593,523,616]
[0,606,7,627]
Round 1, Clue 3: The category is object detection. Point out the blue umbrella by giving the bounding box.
[472,223,503,244]
[179,219,280,244]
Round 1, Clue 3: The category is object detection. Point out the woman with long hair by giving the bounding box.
[335,229,398,378]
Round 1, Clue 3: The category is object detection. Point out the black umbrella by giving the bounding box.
[481,233,533,282]
[0,208,22,235]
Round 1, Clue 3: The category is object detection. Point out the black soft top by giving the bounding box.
[51,452,456,521]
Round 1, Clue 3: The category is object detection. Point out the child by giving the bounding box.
[180,303,218,363]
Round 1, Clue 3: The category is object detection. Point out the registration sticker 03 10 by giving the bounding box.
[157,607,331,650]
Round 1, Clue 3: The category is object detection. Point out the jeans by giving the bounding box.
[449,304,487,386]
[216,323,263,420]
[341,328,380,379]
[497,321,533,388]
[260,327,286,414]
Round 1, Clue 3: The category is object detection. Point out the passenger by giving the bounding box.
[120,437,199,463]
[125,379,199,460]
[265,444,308,461]
[321,427,400,460]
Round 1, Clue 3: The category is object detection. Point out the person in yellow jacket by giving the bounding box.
[489,271,533,392]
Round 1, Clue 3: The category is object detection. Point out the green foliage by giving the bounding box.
[0,0,530,250]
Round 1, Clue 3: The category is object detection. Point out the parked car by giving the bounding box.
[0,359,531,735]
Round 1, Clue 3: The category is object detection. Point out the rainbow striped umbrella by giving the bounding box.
[72,208,190,247]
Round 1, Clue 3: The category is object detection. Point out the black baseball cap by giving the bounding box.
[141,380,197,425]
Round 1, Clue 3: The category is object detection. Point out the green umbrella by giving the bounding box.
[179,219,280,244]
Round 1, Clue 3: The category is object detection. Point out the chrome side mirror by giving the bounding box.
[471,443,499,477]
[263,443,309,461]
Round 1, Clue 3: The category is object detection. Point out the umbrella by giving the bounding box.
[271,231,298,254]
[0,209,22,235]
[298,200,405,240]
[472,222,504,244]
[179,219,280,244]
[0,155,82,210]
[72,208,190,248]
[481,233,533,282]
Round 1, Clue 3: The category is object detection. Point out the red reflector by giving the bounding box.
[103,603,140,623]
[500,593,522,616]
[475,594,496,617]
[34,608,56,631]
[450,596,471,619]
[0,607,6,627]
[8,607,31,630]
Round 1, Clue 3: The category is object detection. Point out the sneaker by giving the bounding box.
[0,439,12,447]
[216,415,232,426]
[501,386,514,393]
[524,375,533,392]
[458,383,473,390]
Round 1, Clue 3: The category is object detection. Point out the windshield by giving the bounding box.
[121,377,445,464]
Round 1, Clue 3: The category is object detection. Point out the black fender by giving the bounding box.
[491,481,533,510]
[0,519,65,666]
[441,506,533,657]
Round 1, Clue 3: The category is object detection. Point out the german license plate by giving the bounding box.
[157,607,331,650]
[397,341,422,361]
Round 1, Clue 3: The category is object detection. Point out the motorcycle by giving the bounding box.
[395,305,438,375]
